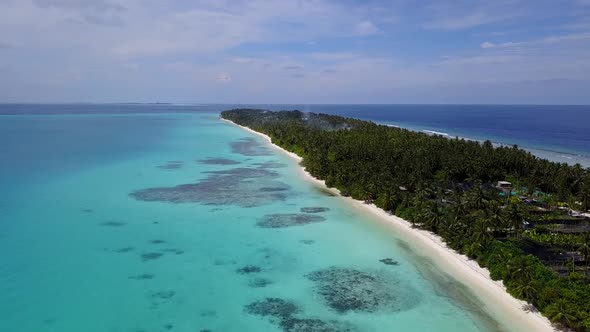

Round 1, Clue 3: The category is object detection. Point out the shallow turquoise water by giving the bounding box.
[1,111,511,332]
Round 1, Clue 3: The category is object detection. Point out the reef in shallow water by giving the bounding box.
[236,265,262,274]
[254,161,287,169]
[114,247,134,253]
[197,157,241,165]
[230,137,273,156]
[149,290,176,308]
[99,221,126,227]
[306,267,420,314]
[244,298,357,332]
[379,258,400,266]
[280,317,358,332]
[257,214,326,228]
[157,161,183,170]
[151,290,175,299]
[162,248,184,255]
[213,259,237,266]
[129,167,290,207]
[244,298,300,318]
[204,167,277,178]
[258,186,289,192]
[129,274,155,280]
[248,278,274,288]
[141,252,163,262]
[300,207,331,213]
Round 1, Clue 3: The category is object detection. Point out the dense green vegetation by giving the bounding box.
[222,109,590,331]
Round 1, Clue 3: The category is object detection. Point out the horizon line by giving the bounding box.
[1,102,590,107]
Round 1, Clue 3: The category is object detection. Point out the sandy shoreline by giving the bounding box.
[222,117,555,332]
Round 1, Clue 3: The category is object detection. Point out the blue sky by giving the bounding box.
[0,0,589,104]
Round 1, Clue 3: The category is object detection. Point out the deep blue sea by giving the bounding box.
[0,103,585,332]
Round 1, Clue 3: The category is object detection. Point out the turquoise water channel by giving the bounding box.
[1,111,512,332]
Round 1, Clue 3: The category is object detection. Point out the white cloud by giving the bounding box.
[112,39,188,57]
[481,42,495,49]
[543,32,590,43]
[122,62,139,70]
[282,65,304,70]
[0,0,395,60]
[232,57,256,64]
[106,7,262,57]
[438,54,526,66]
[0,0,589,104]
[162,61,195,72]
[31,0,126,26]
[425,13,499,30]
[563,21,590,30]
[308,52,359,61]
[32,0,126,12]
[355,21,378,35]
[215,73,232,83]
[423,2,527,30]
[478,32,590,52]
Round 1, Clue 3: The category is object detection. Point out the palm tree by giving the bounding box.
[442,214,466,249]
[377,189,398,212]
[491,247,513,265]
[507,256,534,285]
[578,233,590,275]
[411,205,428,226]
[514,279,539,302]
[579,233,590,261]
[361,187,375,204]
[545,300,576,326]
[485,200,505,232]
[578,175,590,212]
[424,203,443,233]
[471,219,493,248]
[467,182,487,209]
[505,200,526,237]
[449,198,468,221]
[407,190,428,225]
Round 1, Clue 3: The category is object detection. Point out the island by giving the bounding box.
[221,108,590,332]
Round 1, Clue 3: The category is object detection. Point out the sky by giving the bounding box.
[0,0,589,104]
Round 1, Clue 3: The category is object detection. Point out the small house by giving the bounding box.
[496,181,512,195]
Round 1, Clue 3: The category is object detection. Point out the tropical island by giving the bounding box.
[221,108,590,332]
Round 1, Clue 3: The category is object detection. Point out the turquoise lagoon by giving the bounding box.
[1,110,514,332]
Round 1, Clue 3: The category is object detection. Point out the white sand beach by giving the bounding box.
[222,117,556,332]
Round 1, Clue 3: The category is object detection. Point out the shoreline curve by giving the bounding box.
[221,117,556,332]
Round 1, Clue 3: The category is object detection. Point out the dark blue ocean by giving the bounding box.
[2,103,589,167]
